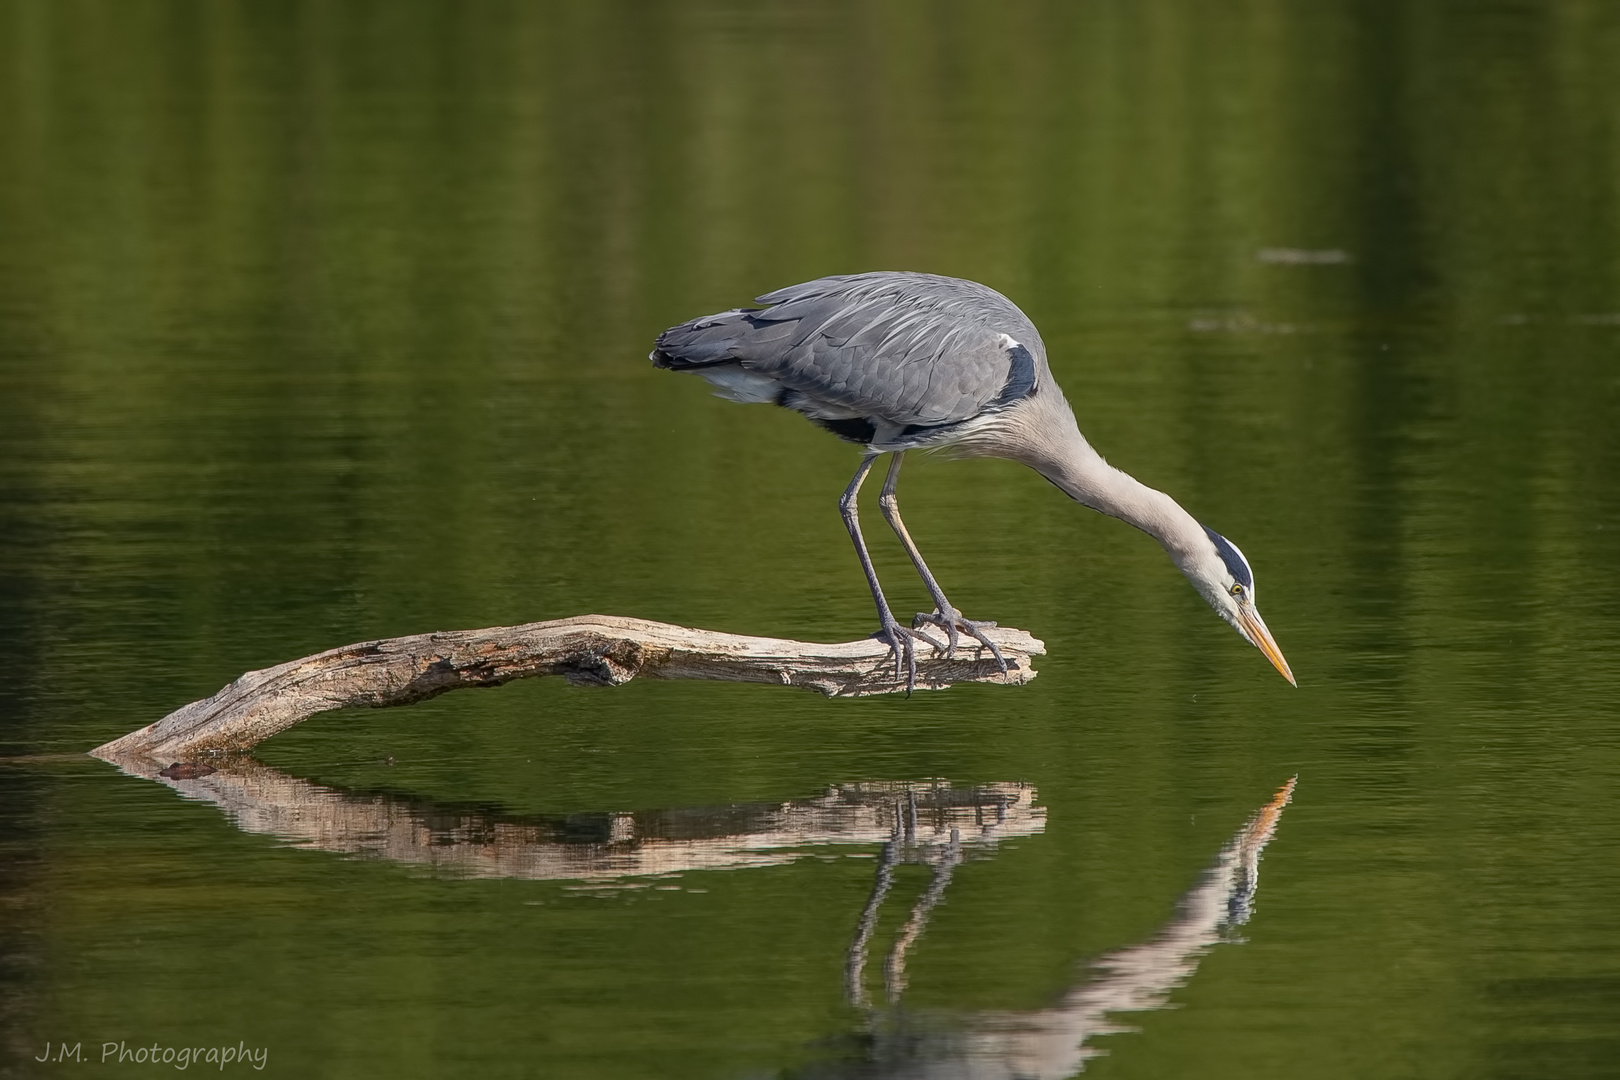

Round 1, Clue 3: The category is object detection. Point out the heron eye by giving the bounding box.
[1230,583,1244,598]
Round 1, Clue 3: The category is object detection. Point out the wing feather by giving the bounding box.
[653,272,1046,431]
[758,273,1044,425]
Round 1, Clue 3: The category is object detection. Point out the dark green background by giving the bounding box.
[2,1,1618,1076]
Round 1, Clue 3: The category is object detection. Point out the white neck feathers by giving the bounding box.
[989,392,1207,560]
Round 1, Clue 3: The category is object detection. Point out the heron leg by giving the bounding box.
[841,453,945,689]
[877,453,1008,673]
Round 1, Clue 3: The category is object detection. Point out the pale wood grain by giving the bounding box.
[91,615,1043,761]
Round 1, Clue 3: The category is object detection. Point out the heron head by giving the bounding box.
[1181,525,1296,686]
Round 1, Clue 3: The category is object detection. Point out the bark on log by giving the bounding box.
[91,615,1043,762]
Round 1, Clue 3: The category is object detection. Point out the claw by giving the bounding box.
[913,609,1008,675]
[874,619,946,692]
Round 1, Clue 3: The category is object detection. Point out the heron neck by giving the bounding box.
[1034,421,1206,561]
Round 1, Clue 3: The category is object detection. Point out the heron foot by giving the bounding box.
[873,618,948,692]
[912,609,1009,674]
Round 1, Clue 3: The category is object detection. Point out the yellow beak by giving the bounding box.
[1238,606,1296,686]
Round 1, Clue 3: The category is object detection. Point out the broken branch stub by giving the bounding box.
[91,615,1043,761]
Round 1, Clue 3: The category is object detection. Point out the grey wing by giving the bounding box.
[655,272,1045,428]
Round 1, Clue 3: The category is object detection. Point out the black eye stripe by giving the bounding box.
[1202,525,1254,589]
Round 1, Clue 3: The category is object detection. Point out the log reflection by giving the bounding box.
[95,753,1043,881]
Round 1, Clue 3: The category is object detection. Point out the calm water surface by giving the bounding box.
[3,2,1619,1077]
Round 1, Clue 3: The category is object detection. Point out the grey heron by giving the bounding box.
[652,271,1295,688]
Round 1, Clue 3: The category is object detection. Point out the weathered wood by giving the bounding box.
[90,614,1043,761]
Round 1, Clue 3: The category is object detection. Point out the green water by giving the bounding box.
[3,1,1619,1076]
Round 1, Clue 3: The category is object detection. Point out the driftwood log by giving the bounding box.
[91,614,1043,762]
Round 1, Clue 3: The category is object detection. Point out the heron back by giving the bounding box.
[651,272,1047,445]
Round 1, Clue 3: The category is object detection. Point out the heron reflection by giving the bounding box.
[101,753,1291,1074]
[816,777,1296,1078]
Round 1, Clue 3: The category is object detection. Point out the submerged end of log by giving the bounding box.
[90,615,1044,762]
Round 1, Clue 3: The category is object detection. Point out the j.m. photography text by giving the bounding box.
[31,1041,268,1071]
